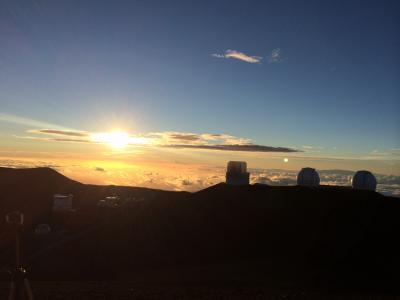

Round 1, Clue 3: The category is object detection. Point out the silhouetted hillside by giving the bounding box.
[1,168,399,293]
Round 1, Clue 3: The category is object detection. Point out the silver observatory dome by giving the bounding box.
[297,167,320,187]
[352,170,377,191]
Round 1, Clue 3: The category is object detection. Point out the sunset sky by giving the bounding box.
[0,1,399,194]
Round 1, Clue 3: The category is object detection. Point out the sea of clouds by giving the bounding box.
[250,168,400,197]
[1,159,399,197]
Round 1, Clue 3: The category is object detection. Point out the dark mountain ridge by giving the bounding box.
[0,167,399,293]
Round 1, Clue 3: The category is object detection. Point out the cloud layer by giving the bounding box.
[251,169,400,197]
[21,129,299,153]
[1,158,399,197]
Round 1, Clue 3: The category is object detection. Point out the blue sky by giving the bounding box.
[0,0,399,186]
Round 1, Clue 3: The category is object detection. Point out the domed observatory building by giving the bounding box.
[352,170,377,191]
[226,161,250,186]
[297,167,320,187]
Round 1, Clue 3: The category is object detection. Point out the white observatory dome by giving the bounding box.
[352,170,377,191]
[297,167,320,187]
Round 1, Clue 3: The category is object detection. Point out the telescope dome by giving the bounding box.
[352,170,377,191]
[297,168,320,187]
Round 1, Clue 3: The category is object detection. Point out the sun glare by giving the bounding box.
[91,131,130,149]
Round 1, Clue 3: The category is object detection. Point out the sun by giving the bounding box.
[106,131,130,148]
[91,131,130,149]
[283,158,289,163]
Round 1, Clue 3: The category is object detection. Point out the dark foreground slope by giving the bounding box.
[0,167,399,293]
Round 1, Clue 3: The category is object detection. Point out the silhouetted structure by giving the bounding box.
[53,194,73,211]
[97,196,121,208]
[297,167,320,187]
[34,223,51,236]
[352,170,377,191]
[5,211,34,300]
[226,161,250,186]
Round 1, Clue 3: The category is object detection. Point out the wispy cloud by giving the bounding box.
[146,132,297,152]
[28,129,89,137]
[390,148,400,156]
[168,133,201,142]
[149,132,252,146]
[212,48,283,64]
[211,53,225,58]
[302,145,324,153]
[0,113,73,131]
[268,48,283,63]
[302,145,314,150]
[14,134,94,144]
[212,49,262,63]
[52,138,93,143]
[163,144,298,153]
